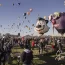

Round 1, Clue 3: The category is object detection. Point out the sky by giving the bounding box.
[0,0,65,36]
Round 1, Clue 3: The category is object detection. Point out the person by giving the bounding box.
[56,39,63,55]
[54,38,58,50]
[31,39,35,50]
[0,39,2,65]
[21,45,33,65]
[38,38,45,55]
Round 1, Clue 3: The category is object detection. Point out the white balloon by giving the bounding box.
[34,17,49,34]
[48,14,52,21]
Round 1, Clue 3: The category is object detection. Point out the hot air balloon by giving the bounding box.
[18,3,21,5]
[25,25,28,28]
[0,25,2,27]
[28,20,30,23]
[44,16,47,20]
[13,3,14,6]
[29,27,30,30]
[23,13,26,16]
[34,17,50,35]
[0,4,2,6]
[23,13,27,19]
[29,8,33,12]
[64,1,65,5]
[27,12,30,15]
[49,12,65,35]
[19,23,21,26]
[32,24,34,26]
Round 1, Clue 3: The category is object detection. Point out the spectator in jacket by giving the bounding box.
[21,45,33,65]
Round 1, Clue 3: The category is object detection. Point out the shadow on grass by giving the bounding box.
[34,51,65,65]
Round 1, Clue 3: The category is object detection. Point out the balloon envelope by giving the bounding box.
[0,4,2,6]
[23,13,26,16]
[34,17,49,35]
[27,12,30,15]
[44,16,47,20]
[50,12,65,34]
[29,8,33,12]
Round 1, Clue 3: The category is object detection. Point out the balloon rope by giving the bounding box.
[53,26,54,45]
[53,26,54,35]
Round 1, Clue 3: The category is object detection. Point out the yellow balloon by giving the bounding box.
[44,16,47,20]
[54,12,60,17]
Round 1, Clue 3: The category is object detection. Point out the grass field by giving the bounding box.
[6,46,65,65]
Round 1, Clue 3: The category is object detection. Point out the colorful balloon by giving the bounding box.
[53,12,60,19]
[49,12,65,34]
[34,17,50,35]
[27,12,30,15]
[44,16,47,20]
[0,4,2,6]
[29,8,33,12]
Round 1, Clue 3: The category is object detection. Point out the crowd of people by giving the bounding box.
[0,36,65,65]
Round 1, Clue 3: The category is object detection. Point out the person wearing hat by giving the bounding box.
[21,45,33,65]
